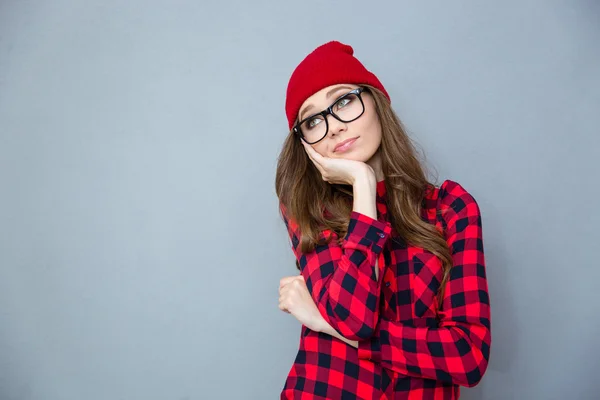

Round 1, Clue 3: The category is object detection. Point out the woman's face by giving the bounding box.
[297,83,382,162]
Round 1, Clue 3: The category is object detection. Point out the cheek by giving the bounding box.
[357,112,382,142]
[313,142,329,157]
[365,107,381,131]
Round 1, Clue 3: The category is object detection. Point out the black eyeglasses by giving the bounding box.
[293,87,368,144]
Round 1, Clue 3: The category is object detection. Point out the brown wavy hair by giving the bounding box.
[275,84,453,304]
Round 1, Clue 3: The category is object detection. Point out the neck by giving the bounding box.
[367,149,385,181]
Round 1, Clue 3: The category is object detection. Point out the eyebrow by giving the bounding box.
[299,85,354,121]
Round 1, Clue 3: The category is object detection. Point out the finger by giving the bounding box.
[280,276,298,289]
[279,284,289,296]
[281,275,304,291]
[278,302,290,313]
[280,276,298,287]
[302,144,330,181]
[279,295,292,313]
[304,147,327,178]
[290,278,304,289]
[302,141,326,165]
[301,140,322,165]
[281,281,297,297]
[280,283,296,297]
[303,145,321,168]
[280,279,302,297]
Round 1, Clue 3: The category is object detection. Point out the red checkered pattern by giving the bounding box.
[280,179,491,399]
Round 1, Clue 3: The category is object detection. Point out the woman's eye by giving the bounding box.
[308,118,322,128]
[336,98,351,109]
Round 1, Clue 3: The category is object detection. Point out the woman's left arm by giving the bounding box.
[357,181,491,388]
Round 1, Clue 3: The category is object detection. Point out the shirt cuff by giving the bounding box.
[344,211,392,254]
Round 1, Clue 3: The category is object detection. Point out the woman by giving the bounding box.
[276,41,491,399]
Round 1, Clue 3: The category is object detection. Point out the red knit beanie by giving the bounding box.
[285,41,390,130]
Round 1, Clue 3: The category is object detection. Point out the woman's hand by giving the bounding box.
[279,275,327,333]
[279,275,360,348]
[301,140,375,186]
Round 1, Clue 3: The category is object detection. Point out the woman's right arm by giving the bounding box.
[350,169,378,219]
[280,173,391,341]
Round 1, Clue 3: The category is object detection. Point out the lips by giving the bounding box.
[334,137,359,153]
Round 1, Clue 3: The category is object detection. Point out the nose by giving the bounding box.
[326,114,347,137]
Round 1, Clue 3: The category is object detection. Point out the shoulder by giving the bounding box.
[434,180,482,226]
[438,179,479,208]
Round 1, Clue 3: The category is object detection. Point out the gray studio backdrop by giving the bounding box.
[1,1,598,399]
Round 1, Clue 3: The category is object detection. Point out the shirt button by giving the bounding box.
[385,282,391,287]
[378,232,385,238]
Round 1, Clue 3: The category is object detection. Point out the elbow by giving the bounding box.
[454,327,491,387]
[462,362,488,387]
[461,349,490,387]
[463,370,483,388]
[438,358,487,388]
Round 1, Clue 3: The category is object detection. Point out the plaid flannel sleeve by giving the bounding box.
[280,203,393,341]
[358,180,492,387]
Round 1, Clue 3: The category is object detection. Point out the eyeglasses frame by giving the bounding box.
[292,86,368,144]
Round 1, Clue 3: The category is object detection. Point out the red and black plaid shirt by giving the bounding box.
[279,179,491,399]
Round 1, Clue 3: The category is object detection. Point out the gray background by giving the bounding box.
[1,1,598,399]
